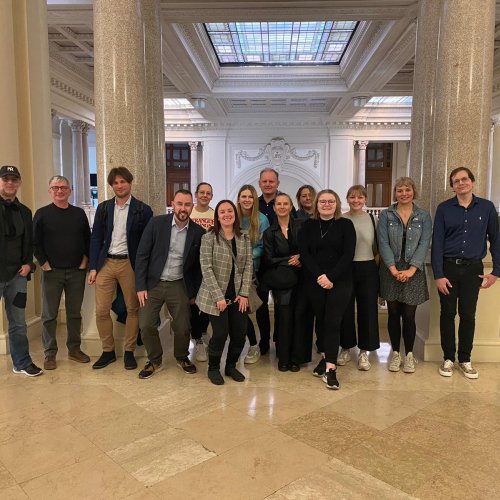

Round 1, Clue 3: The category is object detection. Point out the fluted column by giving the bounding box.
[356,140,369,186]
[71,120,86,207]
[409,0,495,213]
[93,0,164,212]
[189,141,199,194]
[81,123,92,206]
[52,111,64,175]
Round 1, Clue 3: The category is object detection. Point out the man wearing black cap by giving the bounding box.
[0,165,42,376]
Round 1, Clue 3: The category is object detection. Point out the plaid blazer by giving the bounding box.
[196,231,252,316]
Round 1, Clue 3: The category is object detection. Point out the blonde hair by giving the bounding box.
[393,177,418,201]
[313,189,342,220]
[236,184,261,245]
[346,184,367,199]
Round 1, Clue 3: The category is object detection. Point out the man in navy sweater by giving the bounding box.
[33,175,91,370]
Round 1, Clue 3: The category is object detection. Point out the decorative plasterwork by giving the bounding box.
[51,77,95,106]
[328,121,411,129]
[235,137,319,170]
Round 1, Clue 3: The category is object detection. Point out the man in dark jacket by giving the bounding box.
[0,165,42,376]
[88,167,153,370]
[135,189,205,379]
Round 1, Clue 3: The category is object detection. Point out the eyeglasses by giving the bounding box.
[318,200,336,205]
[50,186,70,191]
[452,176,471,186]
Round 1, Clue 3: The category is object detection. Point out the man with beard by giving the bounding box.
[135,189,205,378]
[88,167,153,370]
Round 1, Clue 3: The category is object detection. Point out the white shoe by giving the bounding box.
[358,351,371,371]
[403,352,416,373]
[439,359,454,377]
[337,348,351,366]
[458,361,478,379]
[389,351,401,372]
[194,338,207,362]
[244,345,261,364]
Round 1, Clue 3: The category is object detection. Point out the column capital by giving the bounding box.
[357,140,369,150]
[71,120,88,133]
[189,141,199,151]
[491,117,500,129]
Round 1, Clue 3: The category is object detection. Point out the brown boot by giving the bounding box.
[68,350,90,363]
[44,356,57,370]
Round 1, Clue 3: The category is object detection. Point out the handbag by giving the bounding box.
[369,212,381,266]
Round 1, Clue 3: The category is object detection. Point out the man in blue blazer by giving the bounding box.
[88,167,153,370]
[135,189,205,379]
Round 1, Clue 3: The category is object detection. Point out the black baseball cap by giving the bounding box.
[0,166,21,179]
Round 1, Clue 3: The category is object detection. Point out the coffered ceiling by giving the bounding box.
[46,0,500,122]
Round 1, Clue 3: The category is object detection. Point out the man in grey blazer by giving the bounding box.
[135,189,205,378]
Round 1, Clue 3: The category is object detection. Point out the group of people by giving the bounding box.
[0,164,498,389]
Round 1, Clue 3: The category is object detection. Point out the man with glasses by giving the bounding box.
[33,176,91,370]
[432,167,500,379]
[0,165,42,376]
[135,189,205,378]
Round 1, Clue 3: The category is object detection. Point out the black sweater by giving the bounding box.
[33,203,90,268]
[298,217,356,283]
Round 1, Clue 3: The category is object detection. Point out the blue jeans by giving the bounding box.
[0,274,32,370]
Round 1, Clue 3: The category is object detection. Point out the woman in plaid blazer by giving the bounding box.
[196,200,253,385]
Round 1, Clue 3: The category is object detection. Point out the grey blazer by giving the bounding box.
[196,231,253,316]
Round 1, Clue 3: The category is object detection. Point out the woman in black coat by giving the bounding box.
[262,193,302,371]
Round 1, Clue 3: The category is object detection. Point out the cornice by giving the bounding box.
[328,121,411,129]
[51,77,95,107]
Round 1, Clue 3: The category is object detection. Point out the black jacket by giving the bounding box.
[262,217,302,269]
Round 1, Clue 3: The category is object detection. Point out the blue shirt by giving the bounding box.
[431,195,500,278]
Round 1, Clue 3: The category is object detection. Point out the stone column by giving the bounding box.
[408,0,499,363]
[356,140,369,186]
[81,123,92,206]
[409,0,495,213]
[52,111,64,176]
[93,0,165,212]
[189,141,199,194]
[489,118,500,211]
[71,120,86,207]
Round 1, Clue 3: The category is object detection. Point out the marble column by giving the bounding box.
[189,141,199,194]
[409,0,495,213]
[71,120,86,207]
[408,0,499,363]
[489,118,500,211]
[356,140,369,186]
[93,0,165,213]
[0,0,53,352]
[81,123,92,206]
[52,111,64,176]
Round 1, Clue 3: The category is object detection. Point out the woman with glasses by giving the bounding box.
[196,200,253,385]
[377,177,432,373]
[339,185,380,371]
[299,189,356,389]
[262,193,302,371]
[236,184,270,365]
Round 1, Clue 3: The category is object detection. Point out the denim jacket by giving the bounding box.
[377,203,432,270]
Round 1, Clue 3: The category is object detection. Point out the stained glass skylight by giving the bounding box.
[205,21,358,66]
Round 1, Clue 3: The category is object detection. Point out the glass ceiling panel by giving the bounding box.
[367,96,413,106]
[204,21,358,66]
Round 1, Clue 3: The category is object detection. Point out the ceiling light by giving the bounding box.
[352,96,369,107]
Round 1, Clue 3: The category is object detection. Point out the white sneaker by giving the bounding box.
[337,348,351,366]
[357,351,371,371]
[194,338,207,362]
[403,352,416,373]
[389,351,401,372]
[439,359,454,377]
[244,345,261,364]
[458,362,478,379]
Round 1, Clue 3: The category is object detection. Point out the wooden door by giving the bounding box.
[365,142,393,207]
[166,143,191,205]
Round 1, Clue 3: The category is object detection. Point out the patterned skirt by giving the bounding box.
[379,259,429,306]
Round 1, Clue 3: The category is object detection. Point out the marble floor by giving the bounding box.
[1,328,499,500]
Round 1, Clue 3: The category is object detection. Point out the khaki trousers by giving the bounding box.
[95,258,138,352]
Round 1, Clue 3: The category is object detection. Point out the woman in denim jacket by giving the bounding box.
[377,177,432,374]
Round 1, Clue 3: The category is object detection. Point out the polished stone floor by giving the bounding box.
[1,328,499,500]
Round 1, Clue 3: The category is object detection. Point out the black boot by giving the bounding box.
[208,355,224,385]
[92,351,116,369]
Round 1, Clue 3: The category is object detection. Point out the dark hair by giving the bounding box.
[174,188,192,198]
[296,184,317,209]
[107,167,133,186]
[196,182,213,194]
[211,199,242,242]
[449,167,475,187]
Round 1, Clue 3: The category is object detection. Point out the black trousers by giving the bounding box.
[208,304,248,367]
[439,260,483,362]
[293,289,315,364]
[190,303,210,340]
[340,260,380,351]
[307,279,352,364]
[272,288,296,365]
[246,286,271,345]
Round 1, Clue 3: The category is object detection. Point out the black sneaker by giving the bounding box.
[13,363,43,377]
[124,350,137,370]
[208,369,224,385]
[92,351,116,369]
[176,357,197,374]
[259,341,270,355]
[138,361,162,379]
[313,357,326,377]
[322,368,340,390]
[224,366,245,382]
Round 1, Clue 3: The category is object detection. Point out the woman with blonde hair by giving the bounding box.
[299,189,356,389]
[377,177,432,374]
[236,184,270,364]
